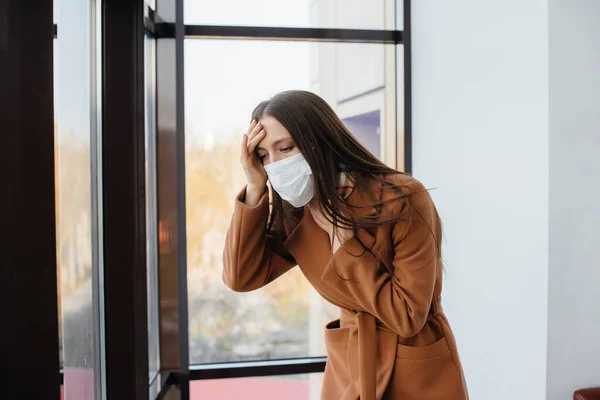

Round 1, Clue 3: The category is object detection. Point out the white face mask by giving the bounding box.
[263,153,314,208]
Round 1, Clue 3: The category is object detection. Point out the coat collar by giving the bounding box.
[283,174,381,261]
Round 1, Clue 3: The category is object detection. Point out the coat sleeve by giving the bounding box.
[321,180,439,338]
[222,186,297,292]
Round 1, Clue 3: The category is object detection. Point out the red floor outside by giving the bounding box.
[60,369,309,400]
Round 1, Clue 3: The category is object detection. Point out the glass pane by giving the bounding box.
[185,39,396,364]
[184,0,389,30]
[396,0,404,30]
[145,34,161,382]
[396,44,406,171]
[54,0,103,398]
[190,374,324,400]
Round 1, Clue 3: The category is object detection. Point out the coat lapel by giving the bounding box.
[282,206,331,267]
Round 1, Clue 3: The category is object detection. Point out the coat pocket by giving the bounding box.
[324,318,349,342]
[322,319,350,399]
[385,337,466,400]
[396,336,450,359]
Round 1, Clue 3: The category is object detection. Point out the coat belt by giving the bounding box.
[355,311,377,400]
[340,309,397,400]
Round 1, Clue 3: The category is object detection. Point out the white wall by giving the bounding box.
[547,1,600,399]
[411,1,550,399]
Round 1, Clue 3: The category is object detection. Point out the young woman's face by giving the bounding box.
[255,115,301,166]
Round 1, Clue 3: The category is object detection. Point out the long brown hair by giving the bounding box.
[251,90,439,274]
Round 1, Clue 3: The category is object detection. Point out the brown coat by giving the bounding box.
[223,174,469,400]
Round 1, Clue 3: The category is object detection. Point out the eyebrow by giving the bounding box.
[256,137,292,151]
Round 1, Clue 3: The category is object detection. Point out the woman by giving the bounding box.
[222,90,469,400]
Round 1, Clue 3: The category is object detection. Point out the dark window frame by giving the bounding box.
[1,1,61,398]
[102,0,151,399]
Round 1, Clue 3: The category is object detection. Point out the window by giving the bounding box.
[185,38,398,365]
[145,32,161,383]
[184,0,391,30]
[54,0,104,398]
[51,0,408,397]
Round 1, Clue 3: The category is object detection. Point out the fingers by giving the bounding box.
[247,120,263,142]
[240,130,249,157]
[246,119,258,136]
[247,129,266,153]
[242,119,266,156]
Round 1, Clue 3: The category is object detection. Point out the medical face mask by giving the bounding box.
[263,153,314,208]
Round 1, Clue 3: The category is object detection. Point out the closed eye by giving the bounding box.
[257,145,295,164]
